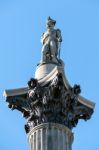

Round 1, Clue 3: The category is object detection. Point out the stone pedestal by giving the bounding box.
[35,63,57,80]
[28,123,73,150]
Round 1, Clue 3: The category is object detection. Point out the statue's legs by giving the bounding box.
[41,41,58,63]
[41,44,50,62]
[50,41,58,62]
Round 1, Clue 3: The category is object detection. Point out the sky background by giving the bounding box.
[0,0,99,149]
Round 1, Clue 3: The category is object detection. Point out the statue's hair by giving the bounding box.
[47,16,56,25]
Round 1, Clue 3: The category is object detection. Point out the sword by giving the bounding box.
[58,42,61,59]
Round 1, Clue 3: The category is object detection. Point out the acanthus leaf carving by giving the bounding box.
[6,74,94,133]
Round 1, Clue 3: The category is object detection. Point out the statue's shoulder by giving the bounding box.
[56,29,61,33]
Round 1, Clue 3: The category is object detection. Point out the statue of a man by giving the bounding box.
[41,17,62,63]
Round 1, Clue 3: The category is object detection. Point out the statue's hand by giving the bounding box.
[58,38,62,42]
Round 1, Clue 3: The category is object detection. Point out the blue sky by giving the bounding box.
[0,0,99,149]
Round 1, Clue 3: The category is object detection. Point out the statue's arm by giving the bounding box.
[41,33,45,44]
[56,29,62,42]
[41,32,49,45]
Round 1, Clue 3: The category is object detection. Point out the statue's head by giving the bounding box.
[46,17,56,29]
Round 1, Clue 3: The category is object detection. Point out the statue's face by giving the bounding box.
[46,21,55,29]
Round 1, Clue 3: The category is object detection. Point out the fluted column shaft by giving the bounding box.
[28,123,73,150]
